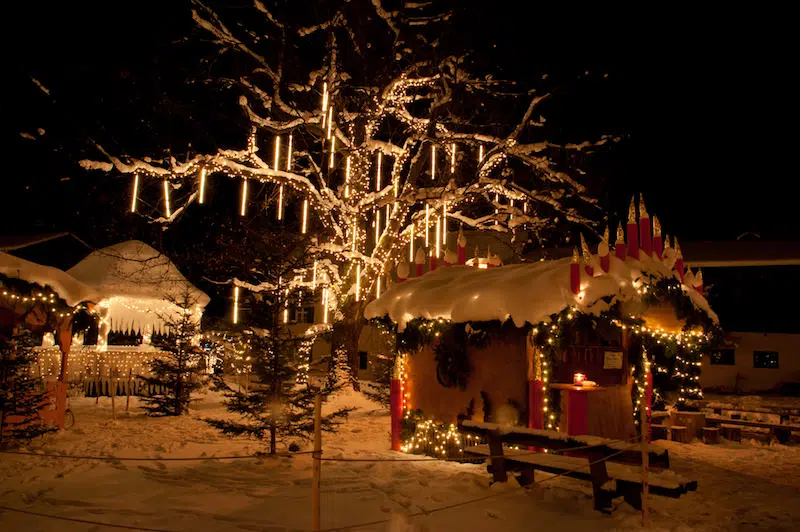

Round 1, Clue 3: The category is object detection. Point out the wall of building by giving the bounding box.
[702,332,800,392]
[406,329,529,424]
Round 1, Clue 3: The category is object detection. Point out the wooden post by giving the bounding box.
[640,393,649,526]
[312,394,322,532]
[126,368,132,411]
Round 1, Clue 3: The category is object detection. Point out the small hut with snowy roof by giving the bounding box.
[67,240,210,348]
[366,198,720,453]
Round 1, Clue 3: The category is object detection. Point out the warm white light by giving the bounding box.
[131,174,139,213]
[345,156,351,198]
[478,144,484,162]
[327,106,333,139]
[431,144,436,180]
[435,216,441,258]
[329,136,336,169]
[233,286,240,324]
[283,288,289,323]
[425,204,430,247]
[509,199,514,221]
[199,168,207,204]
[322,82,328,113]
[376,152,382,190]
[375,209,381,244]
[286,134,293,171]
[478,263,488,269]
[450,143,456,173]
[385,204,391,231]
[351,220,357,252]
[442,202,447,244]
[302,198,309,233]
[376,276,382,297]
[277,184,284,220]
[163,180,171,218]
[322,287,329,324]
[240,179,248,216]
[273,136,281,170]
[355,263,361,301]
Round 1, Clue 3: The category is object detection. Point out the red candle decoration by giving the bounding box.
[652,215,663,259]
[674,237,685,283]
[626,197,639,259]
[573,372,586,386]
[598,226,610,273]
[485,246,494,269]
[457,225,467,265]
[580,234,594,276]
[614,222,626,261]
[396,262,409,284]
[694,269,704,294]
[429,250,437,272]
[570,247,581,295]
[415,247,425,277]
[638,196,652,257]
[444,248,456,267]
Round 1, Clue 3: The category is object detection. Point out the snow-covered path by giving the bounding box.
[1,391,799,531]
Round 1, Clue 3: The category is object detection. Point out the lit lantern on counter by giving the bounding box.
[573,372,586,386]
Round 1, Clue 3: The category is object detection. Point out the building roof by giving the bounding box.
[366,253,716,331]
[0,252,99,306]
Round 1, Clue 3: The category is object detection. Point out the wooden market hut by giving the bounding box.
[365,200,719,450]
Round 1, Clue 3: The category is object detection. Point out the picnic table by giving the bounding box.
[459,421,697,512]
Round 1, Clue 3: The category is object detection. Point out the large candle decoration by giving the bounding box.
[415,247,425,277]
[639,196,652,257]
[675,237,685,283]
[580,234,594,276]
[615,222,626,261]
[457,225,467,265]
[652,215,663,258]
[626,197,639,260]
[570,248,581,295]
[397,262,409,283]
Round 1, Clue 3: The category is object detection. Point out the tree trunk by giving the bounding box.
[270,426,277,455]
[330,300,367,391]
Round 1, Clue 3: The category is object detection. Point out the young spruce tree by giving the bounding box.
[0,330,55,446]
[139,288,206,416]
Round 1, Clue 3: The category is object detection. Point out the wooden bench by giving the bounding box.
[465,444,697,512]
[460,420,670,469]
[705,415,800,444]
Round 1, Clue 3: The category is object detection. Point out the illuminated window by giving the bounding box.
[753,351,779,369]
[710,349,735,366]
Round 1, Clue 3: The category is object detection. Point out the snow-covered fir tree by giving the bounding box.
[0,330,55,446]
[140,288,206,416]
[81,1,611,384]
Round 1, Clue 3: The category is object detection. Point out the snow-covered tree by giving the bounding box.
[81,1,610,383]
[140,288,206,416]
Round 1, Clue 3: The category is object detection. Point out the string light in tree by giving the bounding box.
[321,81,328,114]
[450,143,456,173]
[301,199,309,233]
[240,179,248,216]
[198,168,207,204]
[163,180,171,218]
[435,215,441,258]
[329,136,336,169]
[286,134,293,171]
[430,144,436,180]
[478,144,484,162]
[130,174,139,213]
[425,204,430,247]
[355,263,361,302]
[344,156,351,198]
[322,287,329,324]
[442,202,447,245]
[312,261,317,289]
[232,286,240,324]
[326,106,333,139]
[409,224,415,262]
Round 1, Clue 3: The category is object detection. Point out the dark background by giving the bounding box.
[2,2,797,330]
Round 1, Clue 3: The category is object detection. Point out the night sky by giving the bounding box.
[2,2,797,330]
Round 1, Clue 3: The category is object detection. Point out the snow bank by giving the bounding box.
[0,252,98,306]
[365,254,717,330]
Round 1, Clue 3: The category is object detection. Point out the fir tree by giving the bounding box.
[139,289,206,416]
[208,327,354,454]
[0,330,55,447]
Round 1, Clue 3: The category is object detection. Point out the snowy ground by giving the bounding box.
[2,390,800,531]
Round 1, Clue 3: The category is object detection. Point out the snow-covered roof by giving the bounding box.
[67,241,210,307]
[365,253,717,331]
[0,252,99,307]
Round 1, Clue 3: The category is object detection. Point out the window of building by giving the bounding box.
[710,349,735,366]
[359,351,368,370]
[753,350,779,369]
